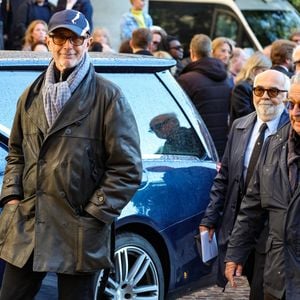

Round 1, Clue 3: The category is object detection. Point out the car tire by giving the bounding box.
[94,232,165,300]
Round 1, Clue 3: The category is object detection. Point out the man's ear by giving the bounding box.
[86,36,93,49]
[45,36,52,51]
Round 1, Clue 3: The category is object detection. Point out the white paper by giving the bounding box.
[200,231,218,263]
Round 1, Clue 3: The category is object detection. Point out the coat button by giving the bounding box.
[65,128,72,135]
[59,191,66,198]
[36,190,43,197]
[38,159,45,166]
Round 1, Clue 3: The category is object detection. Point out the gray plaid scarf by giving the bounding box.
[42,53,91,127]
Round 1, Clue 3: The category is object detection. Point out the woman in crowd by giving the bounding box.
[91,27,115,53]
[212,37,234,68]
[22,20,47,51]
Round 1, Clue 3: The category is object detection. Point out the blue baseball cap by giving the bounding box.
[48,9,90,36]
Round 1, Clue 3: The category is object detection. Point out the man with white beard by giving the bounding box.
[200,69,290,300]
[225,73,300,299]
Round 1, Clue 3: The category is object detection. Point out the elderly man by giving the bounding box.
[0,9,142,300]
[200,69,290,300]
[225,75,300,299]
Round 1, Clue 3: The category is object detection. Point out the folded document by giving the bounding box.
[200,231,218,263]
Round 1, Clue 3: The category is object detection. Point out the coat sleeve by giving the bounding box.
[199,123,234,228]
[85,87,142,224]
[225,151,267,264]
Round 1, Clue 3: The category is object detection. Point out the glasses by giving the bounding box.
[170,45,183,51]
[252,86,288,98]
[150,118,171,132]
[294,60,300,66]
[49,33,87,46]
[284,99,300,110]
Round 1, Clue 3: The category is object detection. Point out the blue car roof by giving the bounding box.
[0,51,176,73]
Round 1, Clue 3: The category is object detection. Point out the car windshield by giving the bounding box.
[243,9,300,48]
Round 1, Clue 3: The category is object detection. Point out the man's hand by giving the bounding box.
[225,261,243,288]
[199,225,215,241]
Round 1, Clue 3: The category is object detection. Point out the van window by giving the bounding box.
[243,9,300,47]
[150,2,254,55]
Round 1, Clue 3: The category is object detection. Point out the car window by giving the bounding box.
[0,71,40,128]
[0,70,207,159]
[0,147,6,190]
[103,73,206,158]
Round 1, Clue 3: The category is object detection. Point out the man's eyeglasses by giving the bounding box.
[294,60,300,66]
[150,118,171,132]
[49,33,87,46]
[170,45,183,51]
[252,86,288,98]
[284,99,300,110]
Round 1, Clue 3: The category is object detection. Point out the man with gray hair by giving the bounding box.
[225,71,300,299]
[178,34,231,158]
[200,69,290,300]
[0,9,142,299]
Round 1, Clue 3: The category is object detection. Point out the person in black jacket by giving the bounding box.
[270,39,296,78]
[178,34,231,158]
[225,75,300,299]
[200,69,290,300]
[0,9,141,299]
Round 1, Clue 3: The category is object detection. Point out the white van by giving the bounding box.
[149,0,300,52]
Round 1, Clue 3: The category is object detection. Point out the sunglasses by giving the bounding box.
[150,118,171,132]
[49,33,87,46]
[170,45,183,51]
[284,99,300,110]
[294,60,300,66]
[252,87,288,98]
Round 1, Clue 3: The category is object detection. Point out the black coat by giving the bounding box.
[271,65,294,78]
[230,80,254,126]
[201,110,289,287]
[226,123,300,299]
[178,57,231,158]
[0,65,142,273]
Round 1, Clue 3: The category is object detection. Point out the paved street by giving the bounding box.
[36,274,250,299]
[178,276,250,299]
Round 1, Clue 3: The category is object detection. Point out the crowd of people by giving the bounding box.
[1,0,300,299]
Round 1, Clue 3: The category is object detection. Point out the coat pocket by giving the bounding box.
[0,203,19,248]
[76,216,113,272]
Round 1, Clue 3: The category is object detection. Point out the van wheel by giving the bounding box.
[94,232,165,300]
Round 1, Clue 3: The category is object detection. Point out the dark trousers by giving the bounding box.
[0,256,97,300]
[243,250,265,300]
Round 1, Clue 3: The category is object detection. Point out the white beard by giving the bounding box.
[255,100,284,122]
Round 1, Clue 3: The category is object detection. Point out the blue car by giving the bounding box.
[0,51,218,299]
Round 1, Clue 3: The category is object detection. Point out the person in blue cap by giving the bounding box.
[0,9,142,299]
